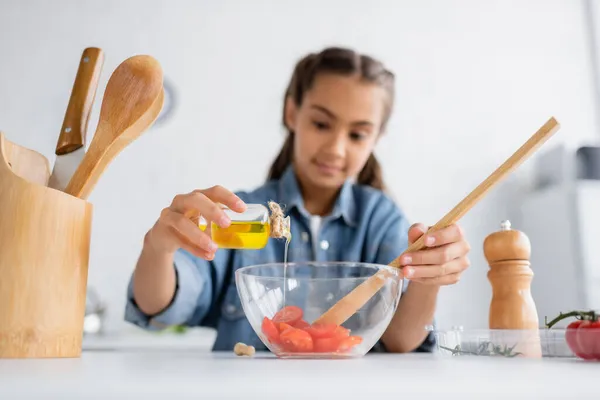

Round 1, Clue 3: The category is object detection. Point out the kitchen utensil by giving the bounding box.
[63,55,164,200]
[235,261,403,358]
[48,47,104,191]
[314,117,561,326]
[0,132,93,358]
[1,131,50,186]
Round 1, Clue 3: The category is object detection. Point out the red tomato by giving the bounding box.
[280,327,314,352]
[264,305,364,354]
[565,320,585,358]
[306,323,338,338]
[568,320,600,360]
[337,336,363,352]
[302,322,358,353]
[261,317,280,344]
[333,325,350,338]
[272,306,303,325]
[313,337,341,353]
[546,310,600,361]
[293,319,311,330]
[278,322,294,333]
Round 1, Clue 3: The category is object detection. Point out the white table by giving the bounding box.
[0,336,597,399]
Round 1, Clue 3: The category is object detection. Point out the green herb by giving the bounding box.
[439,341,523,357]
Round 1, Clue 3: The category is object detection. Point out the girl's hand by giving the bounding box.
[144,185,247,260]
[399,223,471,285]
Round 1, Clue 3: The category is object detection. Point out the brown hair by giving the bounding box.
[267,47,395,191]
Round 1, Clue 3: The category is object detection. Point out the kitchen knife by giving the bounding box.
[48,47,104,191]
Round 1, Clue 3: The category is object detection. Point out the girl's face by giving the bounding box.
[285,73,387,191]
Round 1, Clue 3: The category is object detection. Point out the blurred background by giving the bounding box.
[1,0,599,346]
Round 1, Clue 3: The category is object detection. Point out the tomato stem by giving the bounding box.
[545,310,598,329]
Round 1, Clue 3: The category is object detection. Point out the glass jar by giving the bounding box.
[198,203,290,249]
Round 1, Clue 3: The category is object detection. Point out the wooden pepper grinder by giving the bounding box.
[484,220,540,330]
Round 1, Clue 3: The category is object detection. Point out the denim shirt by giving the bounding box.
[124,165,436,353]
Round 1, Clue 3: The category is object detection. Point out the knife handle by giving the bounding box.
[56,47,104,155]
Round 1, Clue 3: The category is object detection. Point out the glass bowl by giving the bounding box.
[235,262,403,359]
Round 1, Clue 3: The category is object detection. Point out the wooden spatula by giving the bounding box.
[313,117,561,326]
[64,55,164,200]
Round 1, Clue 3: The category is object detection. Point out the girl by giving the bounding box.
[125,47,471,353]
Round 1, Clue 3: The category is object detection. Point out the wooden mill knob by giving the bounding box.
[483,220,531,264]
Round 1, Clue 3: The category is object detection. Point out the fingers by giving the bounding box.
[198,185,247,213]
[420,224,464,248]
[401,223,471,287]
[403,256,470,280]
[158,185,246,260]
[159,208,218,259]
[408,223,427,245]
[400,239,470,266]
[170,186,246,228]
[147,185,246,261]
[190,191,231,228]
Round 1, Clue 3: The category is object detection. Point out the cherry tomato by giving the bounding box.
[333,325,350,338]
[280,326,314,352]
[261,317,280,344]
[337,336,363,352]
[306,323,339,339]
[546,310,600,361]
[272,306,303,325]
[262,306,364,354]
[293,319,311,330]
[568,319,600,360]
[313,337,341,353]
[301,323,354,353]
[278,322,294,333]
[565,320,585,358]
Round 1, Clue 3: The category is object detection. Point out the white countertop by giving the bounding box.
[0,333,597,399]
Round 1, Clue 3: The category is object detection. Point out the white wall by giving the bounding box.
[1,0,598,334]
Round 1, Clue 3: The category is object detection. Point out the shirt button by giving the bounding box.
[320,240,329,250]
[301,232,309,242]
[225,304,237,314]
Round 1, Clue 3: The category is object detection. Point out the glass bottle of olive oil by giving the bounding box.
[198,203,290,250]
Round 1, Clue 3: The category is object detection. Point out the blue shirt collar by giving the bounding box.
[276,165,357,227]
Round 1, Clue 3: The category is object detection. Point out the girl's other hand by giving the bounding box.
[399,223,471,286]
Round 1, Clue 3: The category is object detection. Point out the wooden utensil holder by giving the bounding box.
[0,132,93,358]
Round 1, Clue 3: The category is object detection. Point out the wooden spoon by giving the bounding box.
[64,55,164,200]
[313,117,561,326]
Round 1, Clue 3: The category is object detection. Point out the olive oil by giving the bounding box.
[282,232,291,307]
[200,221,271,250]
[196,203,290,250]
